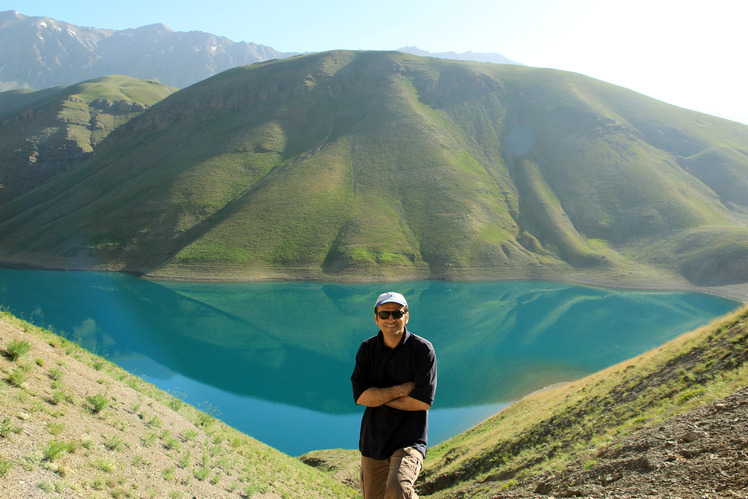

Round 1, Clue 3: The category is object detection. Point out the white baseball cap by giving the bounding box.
[375,292,408,308]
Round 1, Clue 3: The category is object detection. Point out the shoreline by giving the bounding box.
[2,260,747,303]
[144,265,748,303]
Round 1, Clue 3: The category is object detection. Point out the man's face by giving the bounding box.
[374,302,409,338]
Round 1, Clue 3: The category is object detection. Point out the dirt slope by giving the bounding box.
[492,387,748,498]
[0,313,357,497]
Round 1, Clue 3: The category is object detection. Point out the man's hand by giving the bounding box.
[356,381,415,407]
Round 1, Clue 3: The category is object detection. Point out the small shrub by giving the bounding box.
[38,481,54,493]
[182,429,198,441]
[143,432,157,447]
[164,437,180,451]
[0,418,22,438]
[4,339,32,360]
[92,457,116,472]
[193,465,210,481]
[48,367,64,381]
[43,440,76,461]
[582,459,598,471]
[91,475,107,490]
[51,390,73,405]
[105,435,123,451]
[6,367,29,387]
[87,394,109,413]
[162,465,177,481]
[30,399,45,413]
[0,456,12,477]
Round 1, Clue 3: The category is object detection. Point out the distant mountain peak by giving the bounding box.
[128,23,173,34]
[397,46,522,65]
[0,11,295,90]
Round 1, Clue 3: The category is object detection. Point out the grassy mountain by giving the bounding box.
[0,10,293,90]
[1,50,747,287]
[0,75,176,203]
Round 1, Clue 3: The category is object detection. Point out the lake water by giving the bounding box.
[0,269,739,456]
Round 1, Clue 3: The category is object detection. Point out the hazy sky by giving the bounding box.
[8,0,748,124]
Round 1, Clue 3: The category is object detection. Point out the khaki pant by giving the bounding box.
[360,447,423,499]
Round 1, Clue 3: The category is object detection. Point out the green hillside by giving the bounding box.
[0,51,747,286]
[0,75,177,203]
[417,303,748,497]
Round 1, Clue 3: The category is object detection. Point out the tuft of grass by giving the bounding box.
[193,465,210,481]
[0,418,22,438]
[164,436,181,451]
[0,456,12,477]
[105,434,124,451]
[582,459,598,471]
[6,366,29,387]
[677,388,707,405]
[86,394,110,413]
[92,457,116,473]
[162,465,177,482]
[43,440,77,461]
[51,389,74,405]
[4,339,32,361]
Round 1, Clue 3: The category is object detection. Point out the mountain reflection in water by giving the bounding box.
[0,269,738,455]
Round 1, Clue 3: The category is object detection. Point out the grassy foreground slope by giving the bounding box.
[0,75,177,204]
[0,310,357,497]
[0,51,746,286]
[418,303,748,497]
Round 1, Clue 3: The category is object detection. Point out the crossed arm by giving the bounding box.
[355,381,431,411]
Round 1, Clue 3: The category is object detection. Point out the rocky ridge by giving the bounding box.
[495,387,748,498]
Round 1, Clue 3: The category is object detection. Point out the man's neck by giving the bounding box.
[382,329,405,349]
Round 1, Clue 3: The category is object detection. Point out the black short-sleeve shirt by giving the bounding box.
[351,328,437,459]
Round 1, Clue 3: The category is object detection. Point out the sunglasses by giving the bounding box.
[377,310,406,320]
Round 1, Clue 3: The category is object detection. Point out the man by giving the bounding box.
[351,291,437,498]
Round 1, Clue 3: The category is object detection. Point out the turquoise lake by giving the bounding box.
[0,268,740,456]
